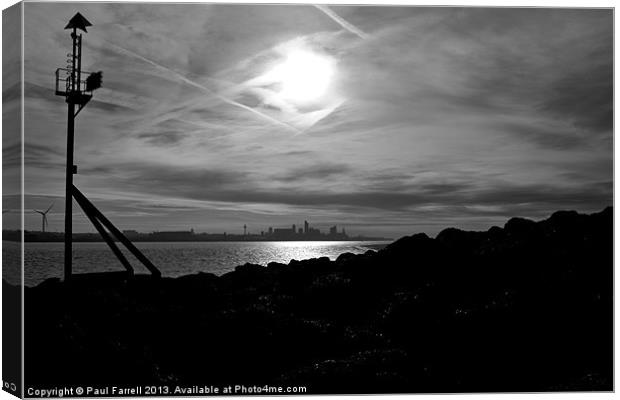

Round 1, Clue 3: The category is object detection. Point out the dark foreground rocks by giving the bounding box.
[21,207,612,393]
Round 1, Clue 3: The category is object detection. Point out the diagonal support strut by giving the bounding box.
[79,203,135,276]
[72,185,161,278]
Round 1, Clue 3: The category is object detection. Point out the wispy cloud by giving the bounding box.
[105,42,302,133]
[314,5,369,39]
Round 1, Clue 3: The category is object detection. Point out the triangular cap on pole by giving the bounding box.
[64,12,92,33]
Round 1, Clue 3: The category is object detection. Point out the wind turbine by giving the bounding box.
[33,203,54,233]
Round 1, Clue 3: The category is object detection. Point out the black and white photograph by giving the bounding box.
[1,1,614,397]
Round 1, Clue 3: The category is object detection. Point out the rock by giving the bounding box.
[335,252,357,265]
[504,217,539,236]
[383,233,431,255]
[267,261,288,270]
[21,207,612,393]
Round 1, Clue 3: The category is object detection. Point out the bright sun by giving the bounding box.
[270,50,335,104]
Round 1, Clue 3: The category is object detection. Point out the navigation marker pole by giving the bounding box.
[55,13,161,281]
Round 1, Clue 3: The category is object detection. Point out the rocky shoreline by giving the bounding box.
[19,207,612,393]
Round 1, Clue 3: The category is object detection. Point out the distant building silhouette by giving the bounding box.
[151,230,194,240]
[273,226,297,239]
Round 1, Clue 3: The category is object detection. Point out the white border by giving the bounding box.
[0,1,616,400]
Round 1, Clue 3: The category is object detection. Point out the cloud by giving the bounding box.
[104,42,302,133]
[497,120,589,150]
[109,163,248,191]
[539,65,612,134]
[137,131,189,146]
[12,4,612,237]
[71,160,610,217]
[314,5,369,39]
[277,163,351,182]
[3,142,65,169]
[3,82,21,104]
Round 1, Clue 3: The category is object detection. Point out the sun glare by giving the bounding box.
[270,50,335,104]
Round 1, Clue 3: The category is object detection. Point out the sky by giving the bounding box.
[2,3,613,238]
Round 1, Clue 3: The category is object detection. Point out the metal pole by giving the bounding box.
[64,103,75,281]
[64,28,78,282]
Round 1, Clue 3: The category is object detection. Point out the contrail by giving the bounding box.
[105,42,301,134]
[314,5,369,39]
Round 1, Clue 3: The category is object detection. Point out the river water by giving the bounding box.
[3,240,391,287]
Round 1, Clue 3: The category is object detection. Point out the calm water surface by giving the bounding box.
[4,241,391,287]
